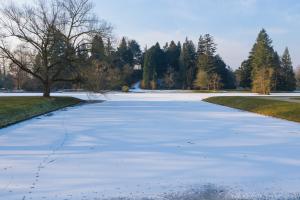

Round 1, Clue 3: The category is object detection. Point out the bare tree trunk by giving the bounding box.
[43,83,51,97]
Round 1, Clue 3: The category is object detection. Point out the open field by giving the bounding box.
[1,92,300,200]
[0,97,82,128]
[204,96,300,123]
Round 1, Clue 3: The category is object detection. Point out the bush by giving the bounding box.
[122,85,130,92]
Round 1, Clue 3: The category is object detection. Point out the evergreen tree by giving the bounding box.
[177,42,182,52]
[250,29,276,94]
[142,51,151,88]
[281,48,296,91]
[116,37,134,67]
[152,43,166,79]
[271,51,282,90]
[239,29,297,93]
[179,38,196,89]
[128,40,142,65]
[163,42,169,51]
[213,55,235,89]
[165,41,180,72]
[195,34,234,90]
[197,35,205,56]
[196,34,217,75]
[104,38,115,65]
[91,34,105,61]
[225,67,236,89]
[203,34,216,56]
[142,43,164,89]
[236,60,252,88]
[163,67,178,89]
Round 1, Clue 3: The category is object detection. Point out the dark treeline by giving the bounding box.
[0,28,298,94]
[141,29,297,94]
[142,34,235,90]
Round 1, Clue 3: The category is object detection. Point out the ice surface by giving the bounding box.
[0,92,300,199]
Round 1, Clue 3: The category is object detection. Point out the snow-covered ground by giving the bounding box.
[1,92,300,200]
[0,90,300,101]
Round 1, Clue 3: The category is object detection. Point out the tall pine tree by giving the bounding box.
[179,38,196,89]
[250,29,276,94]
[196,34,216,74]
[142,43,165,89]
[116,37,134,67]
[280,47,296,91]
[91,35,105,61]
[241,29,296,93]
[165,41,181,72]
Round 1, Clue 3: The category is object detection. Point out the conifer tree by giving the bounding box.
[105,38,115,64]
[152,43,166,79]
[177,41,182,52]
[128,40,142,65]
[213,55,234,89]
[196,34,216,74]
[91,34,105,61]
[197,35,205,56]
[142,43,164,89]
[116,37,134,67]
[179,38,196,89]
[166,41,181,72]
[142,50,151,88]
[238,29,297,93]
[250,29,276,94]
[271,51,282,91]
[236,60,252,88]
[281,48,296,91]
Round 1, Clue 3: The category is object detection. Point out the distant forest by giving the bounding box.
[0,0,299,95]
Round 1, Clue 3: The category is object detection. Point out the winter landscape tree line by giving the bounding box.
[0,0,299,96]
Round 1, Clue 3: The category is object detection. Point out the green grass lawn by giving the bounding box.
[0,97,82,128]
[204,96,300,123]
[291,97,300,100]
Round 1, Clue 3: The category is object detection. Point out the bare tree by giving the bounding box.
[9,45,32,90]
[0,0,111,97]
[0,56,9,76]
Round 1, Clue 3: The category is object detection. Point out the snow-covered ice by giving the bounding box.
[1,92,300,199]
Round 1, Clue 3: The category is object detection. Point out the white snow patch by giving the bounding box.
[0,92,300,199]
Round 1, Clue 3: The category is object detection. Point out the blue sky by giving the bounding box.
[93,0,300,69]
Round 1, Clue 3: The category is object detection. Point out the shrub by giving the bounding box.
[122,85,130,92]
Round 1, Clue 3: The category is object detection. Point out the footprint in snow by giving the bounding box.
[48,159,56,164]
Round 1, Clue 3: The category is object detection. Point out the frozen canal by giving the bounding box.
[1,92,300,200]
